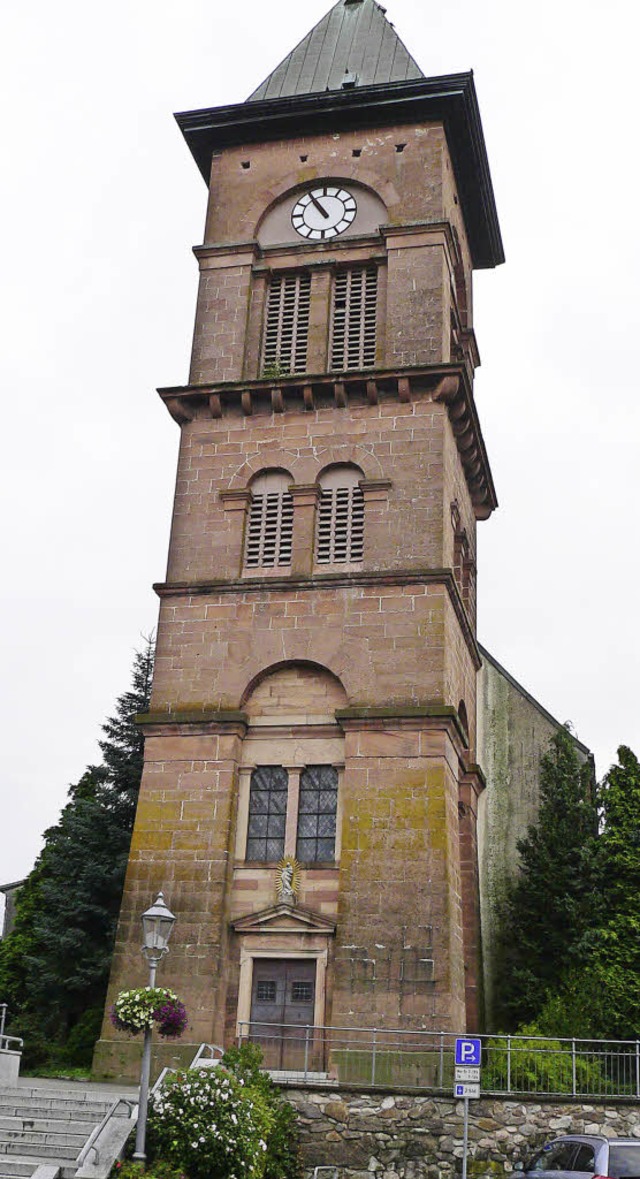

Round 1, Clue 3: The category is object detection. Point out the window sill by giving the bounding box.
[235,860,338,870]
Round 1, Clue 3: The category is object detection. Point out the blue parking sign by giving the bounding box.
[455,1037,482,1067]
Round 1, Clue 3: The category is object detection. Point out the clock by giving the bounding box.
[291,185,357,240]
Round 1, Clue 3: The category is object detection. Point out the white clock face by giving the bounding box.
[291,186,357,240]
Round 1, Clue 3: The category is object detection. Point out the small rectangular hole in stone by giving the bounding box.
[352,148,362,158]
[241,160,251,170]
[395,143,406,153]
[300,154,308,162]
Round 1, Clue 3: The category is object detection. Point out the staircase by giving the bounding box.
[0,1083,134,1179]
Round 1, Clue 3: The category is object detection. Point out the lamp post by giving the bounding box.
[132,891,176,1165]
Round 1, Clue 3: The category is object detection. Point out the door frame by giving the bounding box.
[237,947,328,1037]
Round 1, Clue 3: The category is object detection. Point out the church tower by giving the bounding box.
[95,0,503,1080]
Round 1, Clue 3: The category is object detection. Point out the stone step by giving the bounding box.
[0,1142,78,1162]
[0,1120,90,1138]
[0,1130,86,1149]
[0,1110,101,1127]
[0,1160,43,1179]
[0,1094,111,1112]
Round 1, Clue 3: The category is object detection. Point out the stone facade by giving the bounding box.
[93,3,504,1080]
[287,1089,640,1179]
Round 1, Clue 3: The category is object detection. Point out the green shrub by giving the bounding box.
[112,1161,186,1179]
[62,1006,104,1067]
[149,1066,271,1179]
[483,1027,605,1095]
[222,1043,302,1179]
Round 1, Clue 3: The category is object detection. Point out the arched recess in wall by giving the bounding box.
[235,662,348,868]
[231,661,345,1049]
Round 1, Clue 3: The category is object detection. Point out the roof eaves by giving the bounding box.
[175,73,504,269]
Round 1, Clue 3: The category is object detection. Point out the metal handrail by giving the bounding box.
[190,1043,224,1068]
[75,1098,136,1167]
[237,1021,640,1099]
[0,1034,23,1052]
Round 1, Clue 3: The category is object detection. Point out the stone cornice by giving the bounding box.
[153,567,481,670]
[136,710,247,735]
[175,74,504,269]
[158,363,497,518]
[336,704,470,745]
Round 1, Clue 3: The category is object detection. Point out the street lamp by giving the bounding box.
[133,891,176,1165]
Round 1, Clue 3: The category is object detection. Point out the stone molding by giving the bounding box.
[157,362,497,518]
[153,567,481,670]
[135,709,248,734]
[232,902,336,935]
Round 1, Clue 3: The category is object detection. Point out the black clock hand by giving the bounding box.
[309,193,331,219]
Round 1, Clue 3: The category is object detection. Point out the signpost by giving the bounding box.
[454,1039,482,1179]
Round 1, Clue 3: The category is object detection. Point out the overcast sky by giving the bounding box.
[1,0,638,895]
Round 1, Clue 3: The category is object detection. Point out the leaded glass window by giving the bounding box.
[246,765,288,861]
[296,765,338,863]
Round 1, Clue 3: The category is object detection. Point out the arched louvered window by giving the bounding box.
[316,465,364,565]
[262,272,311,376]
[330,265,378,371]
[245,471,294,569]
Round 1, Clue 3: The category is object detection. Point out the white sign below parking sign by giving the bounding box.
[454,1082,480,1099]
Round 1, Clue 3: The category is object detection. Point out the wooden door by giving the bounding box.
[250,959,317,1070]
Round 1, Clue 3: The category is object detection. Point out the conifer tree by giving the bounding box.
[495,726,598,1030]
[530,745,640,1040]
[582,746,640,1038]
[0,638,154,1068]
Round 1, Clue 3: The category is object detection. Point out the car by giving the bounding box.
[515,1136,640,1179]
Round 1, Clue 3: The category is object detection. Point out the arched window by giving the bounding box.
[316,465,364,564]
[244,471,294,569]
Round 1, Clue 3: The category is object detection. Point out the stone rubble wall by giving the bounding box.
[285,1089,640,1179]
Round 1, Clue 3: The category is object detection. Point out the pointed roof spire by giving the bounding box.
[247,0,423,103]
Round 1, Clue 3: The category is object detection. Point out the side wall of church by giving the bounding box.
[477,650,593,1029]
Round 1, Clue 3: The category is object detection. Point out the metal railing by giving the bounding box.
[237,1021,640,1099]
[75,1098,136,1169]
[0,1003,23,1054]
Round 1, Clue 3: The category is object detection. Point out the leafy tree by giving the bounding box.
[494,726,598,1030]
[534,746,640,1041]
[0,638,154,1069]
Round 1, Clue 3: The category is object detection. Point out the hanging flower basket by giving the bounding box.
[110,987,188,1039]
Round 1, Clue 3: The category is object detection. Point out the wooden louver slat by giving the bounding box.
[245,490,294,568]
[330,265,378,371]
[316,484,364,564]
[263,272,311,375]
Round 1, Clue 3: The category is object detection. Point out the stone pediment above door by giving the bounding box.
[232,902,336,936]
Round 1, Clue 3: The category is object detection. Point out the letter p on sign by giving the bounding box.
[455,1037,481,1067]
